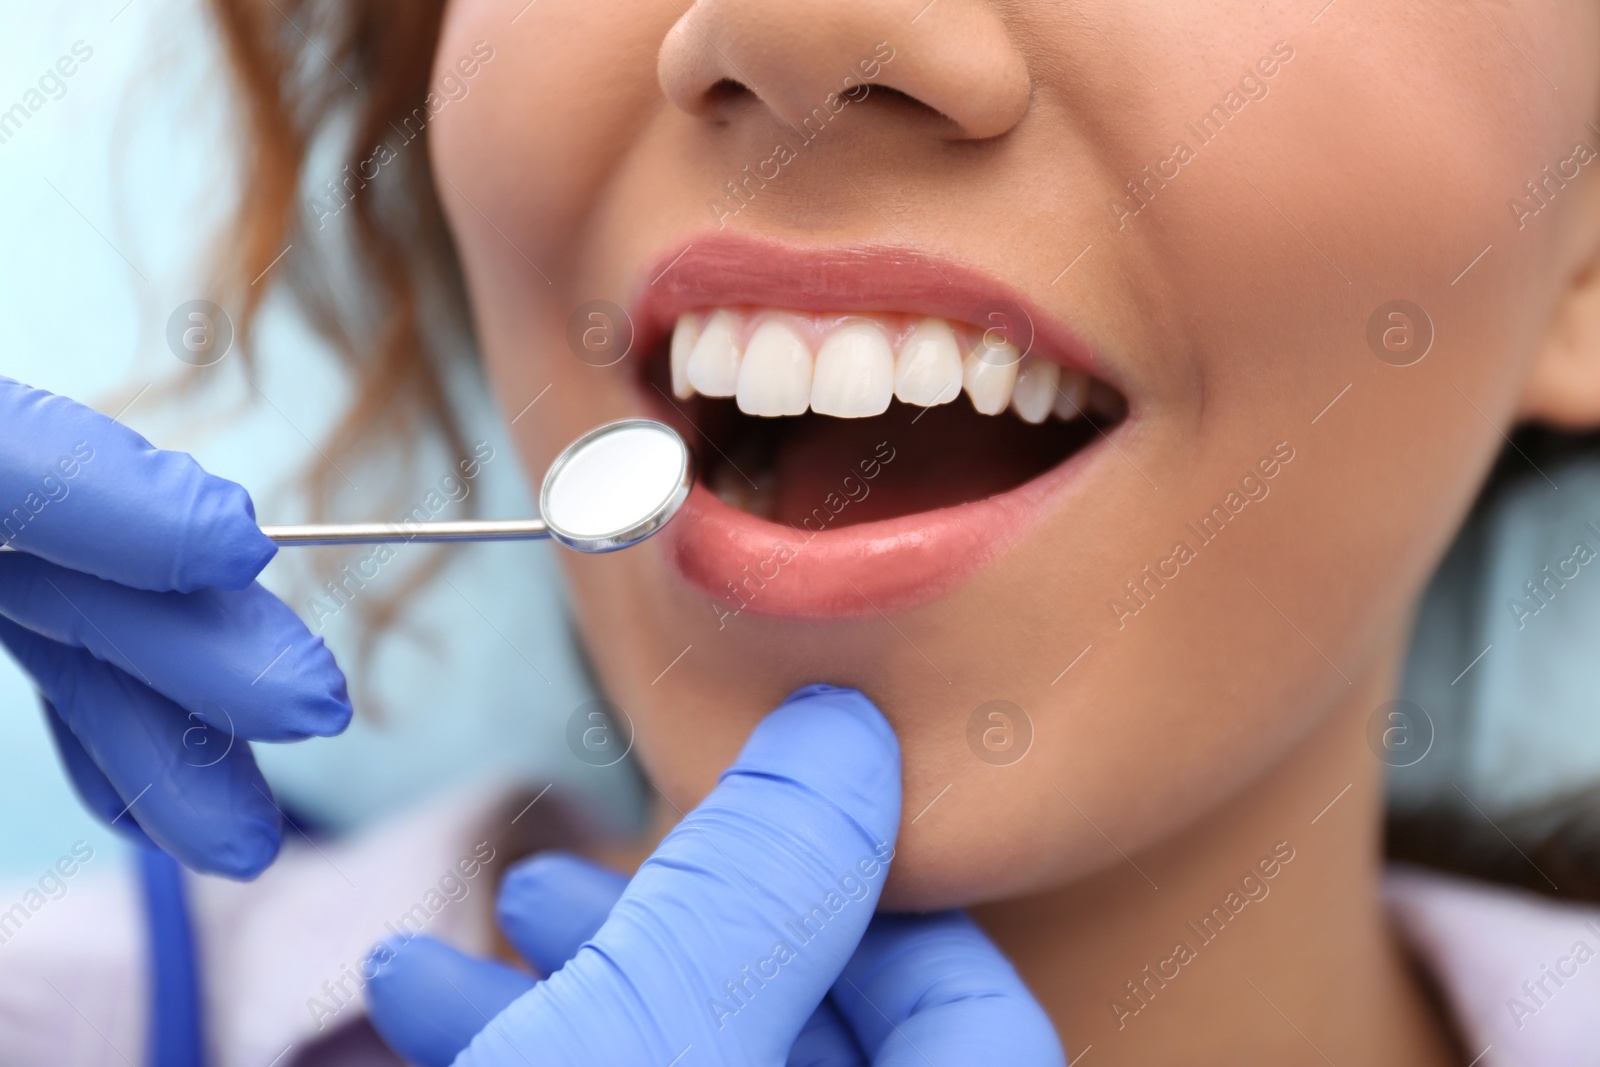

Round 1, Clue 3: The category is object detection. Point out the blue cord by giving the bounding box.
[135,846,206,1067]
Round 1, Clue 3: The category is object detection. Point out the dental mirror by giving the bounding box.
[261,418,693,553]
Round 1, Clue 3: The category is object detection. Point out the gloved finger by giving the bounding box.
[0,552,350,741]
[367,854,626,1066]
[831,911,1064,1067]
[365,936,535,1067]
[0,617,282,879]
[788,998,867,1067]
[495,851,627,975]
[0,377,275,592]
[455,683,901,1067]
[40,698,156,851]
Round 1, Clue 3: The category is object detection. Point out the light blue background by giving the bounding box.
[0,1,636,877]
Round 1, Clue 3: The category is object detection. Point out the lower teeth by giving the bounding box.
[686,381,1119,527]
[711,441,778,519]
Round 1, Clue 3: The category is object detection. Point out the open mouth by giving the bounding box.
[642,308,1126,527]
[629,237,1127,618]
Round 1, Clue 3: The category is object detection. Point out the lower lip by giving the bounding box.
[658,441,1099,620]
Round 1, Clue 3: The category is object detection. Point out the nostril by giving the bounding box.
[865,85,916,106]
[658,4,1029,141]
[852,84,957,129]
[705,77,753,109]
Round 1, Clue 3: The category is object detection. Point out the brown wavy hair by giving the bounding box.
[203,0,1600,902]
[204,0,467,660]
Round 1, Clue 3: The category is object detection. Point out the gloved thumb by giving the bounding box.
[455,684,902,1067]
[365,937,534,1067]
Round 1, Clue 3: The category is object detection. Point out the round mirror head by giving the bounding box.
[539,419,693,553]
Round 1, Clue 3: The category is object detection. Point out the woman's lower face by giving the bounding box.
[429,0,1595,909]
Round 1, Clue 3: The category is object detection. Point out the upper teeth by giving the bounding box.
[670,310,1096,421]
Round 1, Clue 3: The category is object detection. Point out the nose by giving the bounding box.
[657,0,1030,141]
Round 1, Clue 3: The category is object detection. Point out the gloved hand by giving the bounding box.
[365,685,1064,1066]
[0,377,351,878]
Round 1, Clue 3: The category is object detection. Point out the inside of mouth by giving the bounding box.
[643,357,1125,528]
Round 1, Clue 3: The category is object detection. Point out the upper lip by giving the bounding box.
[628,233,1112,385]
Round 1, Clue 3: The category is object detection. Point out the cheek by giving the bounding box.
[431,0,676,266]
[434,1,680,472]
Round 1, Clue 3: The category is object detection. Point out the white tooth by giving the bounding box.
[1053,370,1090,420]
[670,313,700,399]
[894,318,963,406]
[811,322,894,418]
[686,310,741,397]
[963,339,1020,415]
[1010,358,1059,424]
[736,318,813,416]
[712,463,776,519]
[712,462,753,511]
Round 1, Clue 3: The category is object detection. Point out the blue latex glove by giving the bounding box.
[0,377,351,878]
[366,685,1064,1066]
